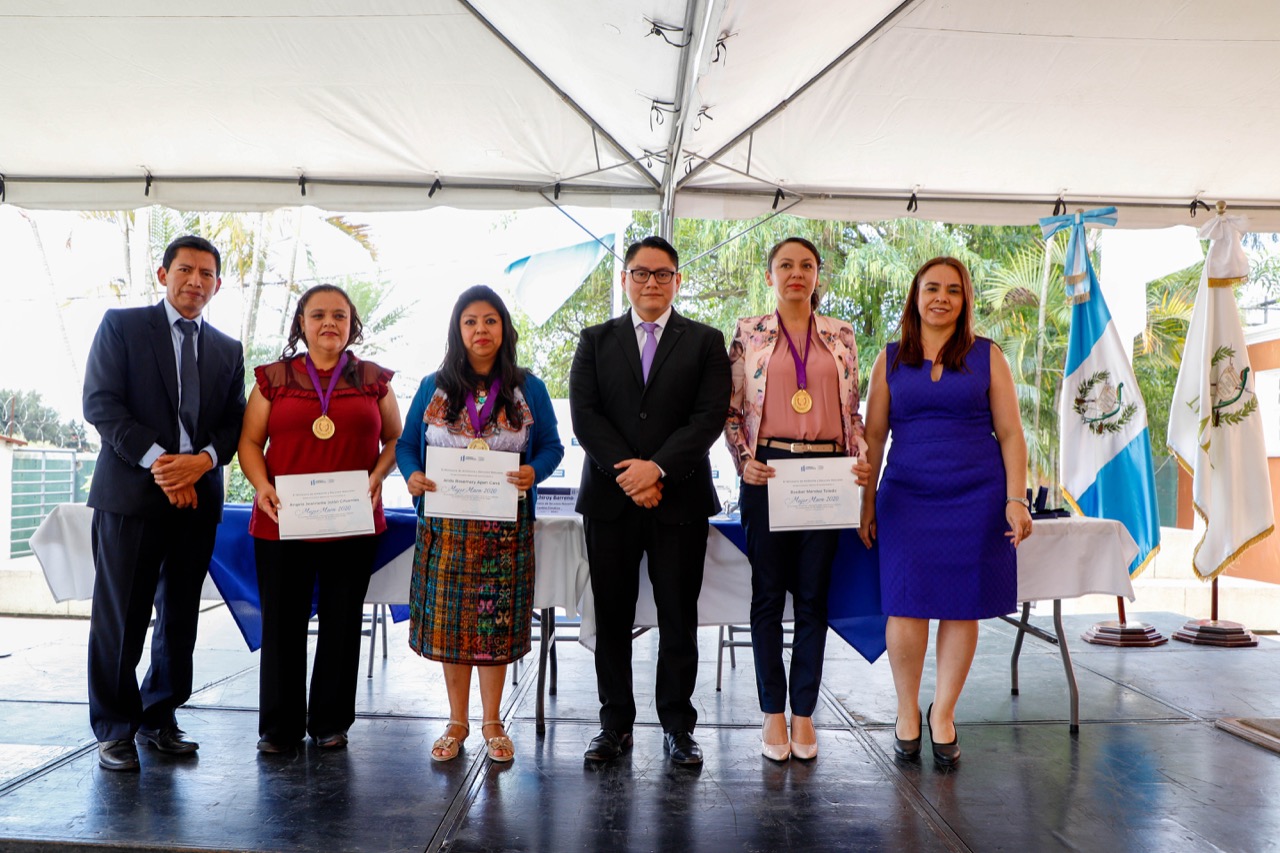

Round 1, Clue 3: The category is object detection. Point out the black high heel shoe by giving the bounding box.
[926,703,960,767]
[893,710,922,760]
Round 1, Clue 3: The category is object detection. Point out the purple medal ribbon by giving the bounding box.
[776,311,815,390]
[305,351,349,419]
[466,378,501,439]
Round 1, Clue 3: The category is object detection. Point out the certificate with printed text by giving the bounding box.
[766,457,860,531]
[275,470,375,540]
[420,446,520,522]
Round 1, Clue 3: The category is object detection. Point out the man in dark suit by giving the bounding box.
[83,235,246,772]
[569,236,731,765]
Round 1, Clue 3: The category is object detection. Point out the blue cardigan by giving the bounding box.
[395,372,564,519]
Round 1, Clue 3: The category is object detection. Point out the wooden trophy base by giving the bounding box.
[1082,620,1168,647]
[1172,619,1258,647]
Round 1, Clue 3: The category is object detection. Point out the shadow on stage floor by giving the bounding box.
[2,606,1279,852]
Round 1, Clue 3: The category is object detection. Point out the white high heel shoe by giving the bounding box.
[761,716,791,761]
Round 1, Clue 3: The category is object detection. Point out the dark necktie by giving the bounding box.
[177,319,200,440]
[640,322,658,383]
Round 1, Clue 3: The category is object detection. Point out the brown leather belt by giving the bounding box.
[759,438,842,454]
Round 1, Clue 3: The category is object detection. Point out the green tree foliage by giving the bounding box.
[512,212,1204,491]
[1,389,93,449]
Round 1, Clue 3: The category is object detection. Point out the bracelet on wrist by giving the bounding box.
[1006,496,1031,509]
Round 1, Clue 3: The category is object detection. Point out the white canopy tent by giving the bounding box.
[3,1,1279,229]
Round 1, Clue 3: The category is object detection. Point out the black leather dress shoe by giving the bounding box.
[136,726,199,755]
[98,739,140,772]
[663,731,703,765]
[583,729,633,762]
[927,703,960,767]
[893,710,922,760]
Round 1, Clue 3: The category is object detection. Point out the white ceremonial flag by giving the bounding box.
[1168,212,1274,580]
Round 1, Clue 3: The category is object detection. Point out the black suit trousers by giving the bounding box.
[254,535,377,743]
[88,507,217,742]
[585,508,707,734]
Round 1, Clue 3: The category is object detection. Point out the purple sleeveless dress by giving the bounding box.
[877,338,1016,619]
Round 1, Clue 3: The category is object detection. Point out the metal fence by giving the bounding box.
[10,448,94,558]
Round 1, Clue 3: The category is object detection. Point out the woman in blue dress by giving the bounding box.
[858,257,1032,767]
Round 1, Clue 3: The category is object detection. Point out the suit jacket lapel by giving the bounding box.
[197,325,220,433]
[613,311,645,389]
[149,302,180,415]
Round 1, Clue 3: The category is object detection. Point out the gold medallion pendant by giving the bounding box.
[312,415,336,440]
[791,388,813,414]
[467,437,490,450]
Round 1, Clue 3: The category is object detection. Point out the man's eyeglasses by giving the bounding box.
[626,268,676,285]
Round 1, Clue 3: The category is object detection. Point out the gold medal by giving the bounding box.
[791,388,813,414]
[467,437,490,450]
[312,415,335,440]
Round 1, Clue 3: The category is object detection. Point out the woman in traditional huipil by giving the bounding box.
[396,285,563,763]
[725,237,867,761]
[859,257,1032,767]
[239,284,401,753]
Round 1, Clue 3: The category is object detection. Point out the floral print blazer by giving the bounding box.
[724,313,866,474]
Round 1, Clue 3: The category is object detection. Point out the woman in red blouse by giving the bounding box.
[238,284,401,753]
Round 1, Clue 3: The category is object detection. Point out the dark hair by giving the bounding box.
[437,285,527,429]
[161,235,222,278]
[892,257,976,373]
[624,236,679,269]
[767,237,824,310]
[281,285,365,387]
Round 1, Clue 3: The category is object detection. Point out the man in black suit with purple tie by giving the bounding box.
[569,236,731,765]
[82,235,246,772]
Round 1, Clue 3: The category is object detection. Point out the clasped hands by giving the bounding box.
[614,458,663,508]
[151,453,213,509]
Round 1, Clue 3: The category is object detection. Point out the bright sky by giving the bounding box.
[0,204,632,431]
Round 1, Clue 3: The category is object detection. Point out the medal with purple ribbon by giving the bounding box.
[466,378,501,449]
[305,352,349,440]
[777,312,815,413]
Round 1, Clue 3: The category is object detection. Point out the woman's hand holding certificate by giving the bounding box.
[419,446,520,521]
[766,458,861,531]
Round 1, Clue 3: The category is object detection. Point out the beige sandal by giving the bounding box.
[482,720,514,763]
[431,720,469,762]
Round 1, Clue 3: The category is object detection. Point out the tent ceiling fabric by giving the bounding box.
[3,0,1280,228]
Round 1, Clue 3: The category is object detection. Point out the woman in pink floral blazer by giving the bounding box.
[723,236,868,763]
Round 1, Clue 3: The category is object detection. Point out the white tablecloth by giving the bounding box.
[32,507,1133,632]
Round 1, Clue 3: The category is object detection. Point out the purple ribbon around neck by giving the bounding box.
[305,351,349,418]
[466,378,501,437]
[776,312,815,390]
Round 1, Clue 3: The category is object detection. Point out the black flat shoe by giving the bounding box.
[98,739,140,772]
[584,729,633,763]
[927,703,960,767]
[893,710,922,760]
[663,731,703,765]
[136,726,198,755]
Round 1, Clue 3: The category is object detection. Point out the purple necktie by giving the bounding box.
[639,322,658,383]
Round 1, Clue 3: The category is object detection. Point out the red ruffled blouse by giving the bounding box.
[248,354,394,541]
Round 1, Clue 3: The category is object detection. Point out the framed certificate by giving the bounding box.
[766,457,860,531]
[420,446,520,522]
[275,469,376,540]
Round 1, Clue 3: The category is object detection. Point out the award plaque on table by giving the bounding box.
[275,470,376,540]
[419,446,520,522]
[766,457,860,532]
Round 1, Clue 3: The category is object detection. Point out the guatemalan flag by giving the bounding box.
[1167,211,1274,580]
[1040,207,1161,575]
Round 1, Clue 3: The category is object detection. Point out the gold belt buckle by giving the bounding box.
[790,441,809,453]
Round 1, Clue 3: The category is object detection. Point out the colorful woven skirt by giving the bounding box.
[408,498,534,664]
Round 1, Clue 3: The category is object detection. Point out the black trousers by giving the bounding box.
[738,444,841,716]
[88,507,217,742]
[254,535,377,743]
[584,509,707,734]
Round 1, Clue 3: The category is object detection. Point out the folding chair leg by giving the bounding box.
[366,603,377,679]
[380,604,388,659]
[716,625,726,691]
